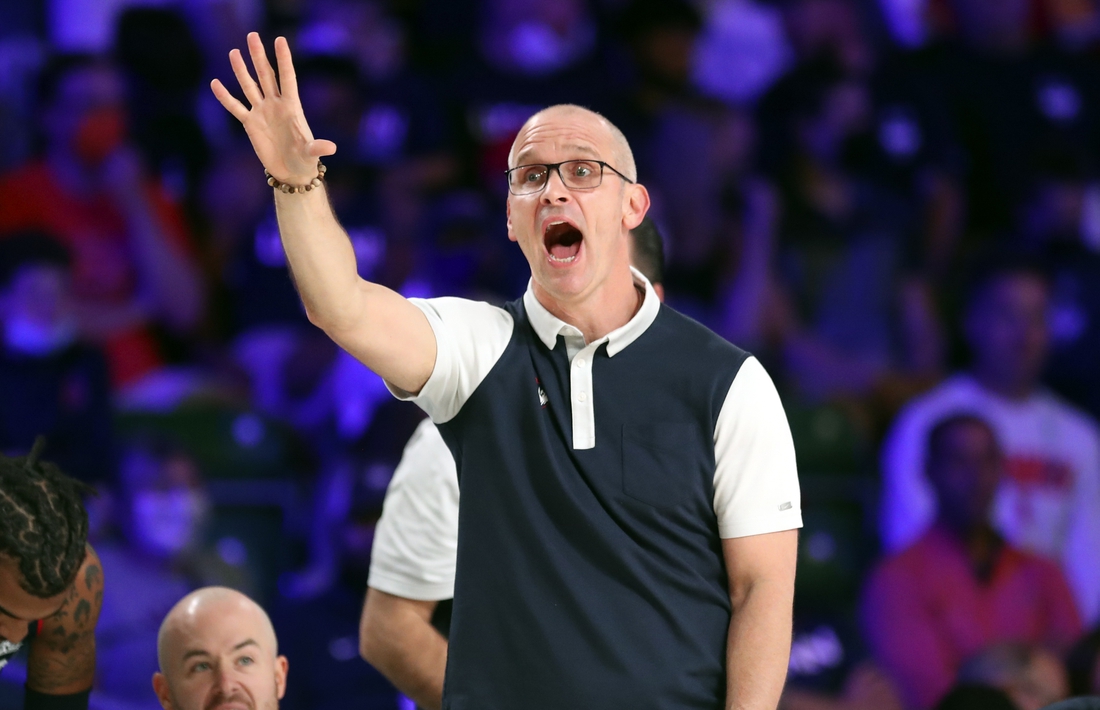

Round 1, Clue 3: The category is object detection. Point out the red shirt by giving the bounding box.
[861,525,1082,710]
[0,161,193,386]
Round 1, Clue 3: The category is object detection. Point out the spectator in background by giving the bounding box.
[1015,146,1100,422]
[864,413,1081,709]
[880,257,1100,623]
[271,464,399,710]
[93,437,252,709]
[0,232,113,484]
[953,643,1069,710]
[152,586,287,710]
[740,56,947,406]
[1067,628,1100,696]
[0,54,204,390]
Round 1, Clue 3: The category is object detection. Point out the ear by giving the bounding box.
[152,672,173,709]
[275,655,289,699]
[506,197,517,243]
[623,184,650,231]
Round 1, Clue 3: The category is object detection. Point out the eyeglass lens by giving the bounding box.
[509,161,603,194]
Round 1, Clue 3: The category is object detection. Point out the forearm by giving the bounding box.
[360,590,447,710]
[273,185,370,330]
[726,581,794,710]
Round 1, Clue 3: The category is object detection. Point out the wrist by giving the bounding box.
[267,161,327,194]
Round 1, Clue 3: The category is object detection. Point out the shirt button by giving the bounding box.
[575,359,585,368]
[578,392,588,403]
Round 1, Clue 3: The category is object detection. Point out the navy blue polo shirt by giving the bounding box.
[392,269,801,708]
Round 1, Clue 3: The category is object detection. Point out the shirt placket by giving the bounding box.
[569,340,602,450]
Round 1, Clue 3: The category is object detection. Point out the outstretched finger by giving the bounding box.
[247,32,280,98]
[229,49,263,107]
[210,79,251,122]
[274,37,299,103]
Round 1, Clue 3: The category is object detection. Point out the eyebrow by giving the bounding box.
[514,144,601,166]
[181,639,259,662]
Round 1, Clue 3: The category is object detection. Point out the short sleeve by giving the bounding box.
[712,356,802,538]
[368,419,461,601]
[387,297,514,423]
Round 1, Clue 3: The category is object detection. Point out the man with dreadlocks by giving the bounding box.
[0,438,103,710]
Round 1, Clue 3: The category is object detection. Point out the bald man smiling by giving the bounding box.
[153,588,288,710]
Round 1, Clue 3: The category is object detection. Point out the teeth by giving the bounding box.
[549,254,577,263]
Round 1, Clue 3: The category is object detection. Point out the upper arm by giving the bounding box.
[713,357,802,540]
[360,587,439,658]
[326,281,441,395]
[27,546,102,694]
[722,531,798,604]
[383,297,514,423]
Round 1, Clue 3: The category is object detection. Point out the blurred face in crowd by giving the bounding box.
[121,448,210,560]
[154,589,288,710]
[965,273,1050,396]
[506,106,649,305]
[0,556,67,645]
[927,418,1003,535]
[43,63,127,166]
[0,264,75,357]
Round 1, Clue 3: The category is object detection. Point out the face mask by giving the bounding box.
[4,316,75,356]
[132,490,209,558]
[73,107,126,166]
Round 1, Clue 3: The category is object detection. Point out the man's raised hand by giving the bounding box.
[210,33,336,184]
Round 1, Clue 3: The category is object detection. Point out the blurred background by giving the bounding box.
[1,0,1100,708]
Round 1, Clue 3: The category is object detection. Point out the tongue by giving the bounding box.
[550,240,581,259]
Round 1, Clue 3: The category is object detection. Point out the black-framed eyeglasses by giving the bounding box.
[505,160,634,196]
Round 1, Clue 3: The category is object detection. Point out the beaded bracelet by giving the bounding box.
[266,160,327,193]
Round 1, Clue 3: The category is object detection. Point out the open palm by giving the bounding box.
[210,33,336,184]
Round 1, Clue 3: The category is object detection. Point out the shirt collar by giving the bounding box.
[523,267,660,357]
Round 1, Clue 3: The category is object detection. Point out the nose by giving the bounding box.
[212,666,238,695]
[540,167,572,205]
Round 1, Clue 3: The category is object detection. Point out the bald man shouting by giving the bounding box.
[152,587,288,710]
[212,32,800,709]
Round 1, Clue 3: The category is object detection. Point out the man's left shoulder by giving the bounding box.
[645,306,751,367]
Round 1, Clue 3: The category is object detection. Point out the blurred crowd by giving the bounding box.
[1,0,1100,708]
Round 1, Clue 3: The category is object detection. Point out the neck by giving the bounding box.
[533,266,642,343]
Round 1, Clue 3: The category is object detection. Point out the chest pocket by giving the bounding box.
[621,423,699,509]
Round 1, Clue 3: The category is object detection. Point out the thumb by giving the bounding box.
[307,139,338,157]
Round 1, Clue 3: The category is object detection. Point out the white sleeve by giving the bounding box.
[1063,422,1100,624]
[879,404,938,553]
[387,297,514,423]
[368,419,461,601]
[713,357,802,538]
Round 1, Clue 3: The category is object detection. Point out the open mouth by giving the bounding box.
[543,220,583,264]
